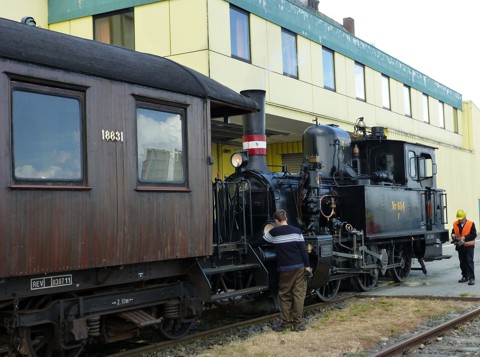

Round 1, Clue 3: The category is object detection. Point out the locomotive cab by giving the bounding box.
[351,128,438,190]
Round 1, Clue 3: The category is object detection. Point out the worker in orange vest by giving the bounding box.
[451,209,477,285]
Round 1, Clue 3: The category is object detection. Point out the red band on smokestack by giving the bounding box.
[243,134,267,155]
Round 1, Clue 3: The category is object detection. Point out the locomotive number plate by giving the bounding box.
[30,274,73,290]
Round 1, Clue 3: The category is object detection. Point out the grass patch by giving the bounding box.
[194,297,477,357]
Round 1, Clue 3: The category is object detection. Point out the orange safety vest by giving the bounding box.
[453,220,475,246]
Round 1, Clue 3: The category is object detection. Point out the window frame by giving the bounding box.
[281,28,298,79]
[438,101,445,128]
[381,74,391,110]
[322,47,335,91]
[403,85,412,117]
[230,5,251,63]
[93,8,135,50]
[135,100,188,190]
[422,93,430,123]
[355,62,366,101]
[453,108,459,133]
[10,79,87,188]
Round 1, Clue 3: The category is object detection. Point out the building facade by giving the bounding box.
[2,0,479,224]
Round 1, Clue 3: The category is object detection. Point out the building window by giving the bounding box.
[404,85,412,117]
[230,6,251,62]
[423,94,430,123]
[381,75,390,110]
[355,62,365,101]
[94,9,134,50]
[137,104,186,184]
[281,28,298,78]
[453,108,459,133]
[322,48,335,91]
[12,83,84,183]
[438,101,445,128]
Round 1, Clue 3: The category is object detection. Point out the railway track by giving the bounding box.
[371,304,480,356]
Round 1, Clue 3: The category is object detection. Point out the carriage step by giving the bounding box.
[117,310,163,327]
[214,242,245,253]
[210,286,269,302]
[203,263,261,276]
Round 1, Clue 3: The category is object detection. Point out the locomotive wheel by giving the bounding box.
[390,243,413,283]
[351,246,379,292]
[157,316,196,340]
[352,269,379,292]
[315,279,341,302]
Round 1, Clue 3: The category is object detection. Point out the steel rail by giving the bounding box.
[371,305,480,357]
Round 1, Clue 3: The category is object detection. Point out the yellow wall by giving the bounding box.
[211,141,302,180]
[135,2,171,56]
[0,0,48,28]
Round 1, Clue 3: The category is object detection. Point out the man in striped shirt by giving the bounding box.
[261,209,312,332]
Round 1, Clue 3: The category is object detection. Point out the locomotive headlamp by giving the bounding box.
[230,151,248,168]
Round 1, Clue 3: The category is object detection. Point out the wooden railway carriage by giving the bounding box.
[0,18,257,356]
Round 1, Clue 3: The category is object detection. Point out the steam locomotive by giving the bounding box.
[0,17,449,356]
[210,90,450,304]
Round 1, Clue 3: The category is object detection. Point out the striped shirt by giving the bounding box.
[263,225,310,272]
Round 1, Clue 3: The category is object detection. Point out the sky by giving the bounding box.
[319,0,479,106]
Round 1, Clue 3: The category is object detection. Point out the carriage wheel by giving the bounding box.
[315,279,341,302]
[156,300,197,340]
[23,294,84,357]
[390,242,412,283]
[157,317,196,340]
[24,324,56,357]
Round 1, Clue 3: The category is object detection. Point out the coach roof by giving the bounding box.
[0,17,258,118]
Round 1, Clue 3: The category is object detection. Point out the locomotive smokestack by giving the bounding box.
[240,90,269,173]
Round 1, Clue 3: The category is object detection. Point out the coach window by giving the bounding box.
[230,6,251,62]
[94,8,134,50]
[12,85,83,183]
[322,48,335,91]
[136,105,186,185]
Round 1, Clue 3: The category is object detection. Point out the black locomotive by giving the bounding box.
[209,89,450,303]
[0,18,449,356]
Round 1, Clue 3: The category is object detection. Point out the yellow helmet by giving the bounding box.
[456,209,466,220]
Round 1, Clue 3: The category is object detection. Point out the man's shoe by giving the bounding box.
[469,279,475,285]
[458,277,468,283]
[292,324,306,332]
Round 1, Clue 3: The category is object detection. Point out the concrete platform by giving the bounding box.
[366,240,480,298]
